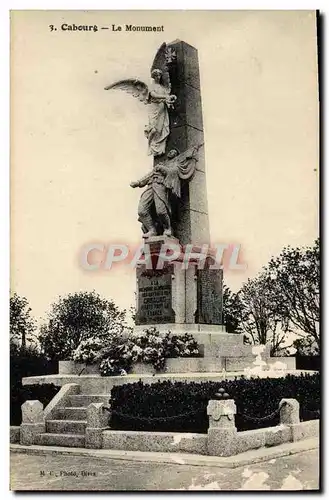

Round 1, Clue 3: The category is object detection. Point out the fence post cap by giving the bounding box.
[87,402,108,428]
[280,398,299,407]
[207,399,236,419]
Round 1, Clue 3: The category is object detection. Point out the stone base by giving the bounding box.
[135,235,223,327]
[10,426,20,444]
[58,355,296,377]
[131,358,223,374]
[102,430,207,455]
[133,323,226,335]
[20,423,45,446]
[132,324,245,358]
[21,368,312,395]
[59,361,99,375]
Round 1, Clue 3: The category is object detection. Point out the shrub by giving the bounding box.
[109,373,320,433]
[10,351,58,387]
[10,349,59,426]
[10,383,60,426]
[39,291,128,360]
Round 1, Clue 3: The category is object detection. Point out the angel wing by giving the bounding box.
[104,79,149,103]
[151,42,171,91]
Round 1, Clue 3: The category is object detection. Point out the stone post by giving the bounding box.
[20,400,45,445]
[280,398,302,442]
[207,398,237,456]
[85,402,109,449]
[280,399,300,425]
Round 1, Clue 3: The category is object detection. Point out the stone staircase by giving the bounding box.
[35,394,109,448]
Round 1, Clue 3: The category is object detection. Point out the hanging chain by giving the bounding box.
[110,408,204,423]
[237,401,287,423]
[108,400,295,425]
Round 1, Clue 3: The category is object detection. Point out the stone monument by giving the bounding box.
[106,40,278,370]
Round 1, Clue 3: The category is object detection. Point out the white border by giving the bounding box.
[1,1,326,498]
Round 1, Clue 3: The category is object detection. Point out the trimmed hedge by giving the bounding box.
[10,383,60,425]
[295,355,320,371]
[10,353,59,426]
[10,353,58,383]
[109,373,320,433]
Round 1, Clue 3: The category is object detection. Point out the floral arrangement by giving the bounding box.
[99,328,201,376]
[98,342,132,376]
[164,332,200,359]
[72,327,201,377]
[72,337,106,364]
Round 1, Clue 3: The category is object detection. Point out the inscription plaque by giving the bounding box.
[136,268,175,325]
[196,268,223,324]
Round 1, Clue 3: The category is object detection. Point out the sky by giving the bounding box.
[10,10,319,323]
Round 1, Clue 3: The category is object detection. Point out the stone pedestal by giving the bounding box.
[20,400,45,446]
[207,399,238,456]
[85,402,109,449]
[135,236,223,327]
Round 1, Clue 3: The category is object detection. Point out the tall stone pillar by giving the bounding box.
[165,40,210,246]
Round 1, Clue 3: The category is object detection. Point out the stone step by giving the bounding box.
[55,407,87,420]
[46,419,87,434]
[35,433,85,448]
[69,394,109,407]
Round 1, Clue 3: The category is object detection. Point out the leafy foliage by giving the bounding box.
[10,383,60,426]
[10,292,36,352]
[233,239,320,356]
[267,238,320,352]
[293,337,319,356]
[39,291,128,360]
[109,373,320,433]
[10,348,59,425]
[222,285,242,333]
[238,273,289,355]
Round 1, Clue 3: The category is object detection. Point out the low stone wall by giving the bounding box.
[132,358,223,374]
[165,358,223,373]
[16,395,319,456]
[22,370,314,394]
[58,357,295,376]
[225,356,296,372]
[99,399,319,456]
[60,358,225,375]
[100,420,318,456]
[59,361,100,375]
[103,430,207,454]
[267,357,296,370]
[10,426,20,444]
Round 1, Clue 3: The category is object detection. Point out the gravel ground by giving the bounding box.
[10,448,320,491]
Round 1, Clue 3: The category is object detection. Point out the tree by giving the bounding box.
[39,291,128,360]
[238,273,289,355]
[293,337,318,356]
[222,285,242,333]
[129,304,137,324]
[267,239,320,354]
[10,292,36,352]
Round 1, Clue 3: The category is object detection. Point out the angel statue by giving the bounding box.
[105,43,177,157]
[130,145,202,239]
